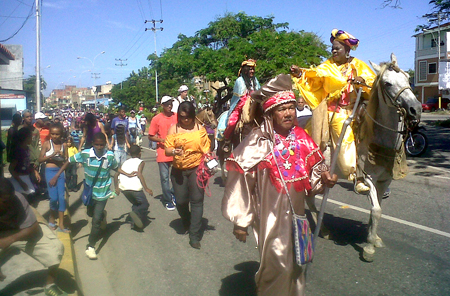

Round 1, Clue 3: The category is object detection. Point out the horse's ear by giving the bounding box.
[391,53,398,66]
[370,60,381,74]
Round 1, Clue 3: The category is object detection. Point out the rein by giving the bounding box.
[364,64,411,136]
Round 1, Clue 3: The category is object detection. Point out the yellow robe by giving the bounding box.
[292,57,375,177]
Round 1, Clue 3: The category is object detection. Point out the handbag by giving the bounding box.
[270,143,314,266]
[81,158,104,206]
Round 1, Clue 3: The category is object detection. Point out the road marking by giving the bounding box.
[316,196,450,239]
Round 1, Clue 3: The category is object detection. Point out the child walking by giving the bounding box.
[115,145,153,230]
[66,137,79,192]
[50,132,118,260]
[39,123,69,232]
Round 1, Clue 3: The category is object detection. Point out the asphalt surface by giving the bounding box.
[2,112,449,296]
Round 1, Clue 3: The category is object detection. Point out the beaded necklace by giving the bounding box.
[273,128,304,180]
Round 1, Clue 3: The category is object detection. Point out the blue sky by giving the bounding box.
[1,0,435,97]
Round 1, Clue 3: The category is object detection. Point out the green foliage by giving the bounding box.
[151,12,328,86]
[116,12,329,108]
[23,75,47,106]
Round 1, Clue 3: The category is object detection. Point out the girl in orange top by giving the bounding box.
[165,101,210,249]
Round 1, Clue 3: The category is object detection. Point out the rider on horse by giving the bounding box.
[216,59,261,151]
[290,29,376,194]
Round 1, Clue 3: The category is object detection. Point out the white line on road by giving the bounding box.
[316,196,450,239]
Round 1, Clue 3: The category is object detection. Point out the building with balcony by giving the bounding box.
[414,22,450,103]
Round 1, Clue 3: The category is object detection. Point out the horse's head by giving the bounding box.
[197,107,218,129]
[370,53,422,123]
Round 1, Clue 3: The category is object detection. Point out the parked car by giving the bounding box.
[422,98,450,112]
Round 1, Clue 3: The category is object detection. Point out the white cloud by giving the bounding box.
[105,20,136,31]
[42,1,70,9]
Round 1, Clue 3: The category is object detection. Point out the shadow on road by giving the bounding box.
[219,261,259,296]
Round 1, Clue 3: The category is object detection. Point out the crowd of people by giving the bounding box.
[0,29,378,296]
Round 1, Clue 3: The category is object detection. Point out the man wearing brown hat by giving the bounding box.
[222,74,337,296]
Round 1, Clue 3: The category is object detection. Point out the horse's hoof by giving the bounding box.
[374,238,386,248]
[362,245,375,262]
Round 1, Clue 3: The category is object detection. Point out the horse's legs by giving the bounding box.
[305,194,331,239]
[363,175,390,261]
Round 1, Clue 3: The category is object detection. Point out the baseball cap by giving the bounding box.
[160,96,174,104]
[178,85,188,92]
[35,112,47,120]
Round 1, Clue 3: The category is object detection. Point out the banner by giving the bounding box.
[439,61,450,90]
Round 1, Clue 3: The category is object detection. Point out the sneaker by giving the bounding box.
[44,284,68,296]
[85,246,97,260]
[383,188,391,199]
[100,210,107,230]
[165,203,176,211]
[171,194,177,206]
[129,211,143,229]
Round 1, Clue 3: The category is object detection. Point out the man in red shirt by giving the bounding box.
[148,96,178,210]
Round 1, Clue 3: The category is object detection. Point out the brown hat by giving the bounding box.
[251,74,296,113]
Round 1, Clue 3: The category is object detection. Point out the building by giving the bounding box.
[46,82,114,109]
[0,43,27,128]
[414,22,450,103]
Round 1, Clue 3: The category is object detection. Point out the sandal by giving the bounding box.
[48,222,57,230]
[56,227,71,233]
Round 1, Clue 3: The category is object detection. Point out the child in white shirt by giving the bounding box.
[114,145,153,230]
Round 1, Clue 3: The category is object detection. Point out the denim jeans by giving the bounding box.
[86,198,108,248]
[122,190,149,222]
[114,149,127,166]
[158,162,174,206]
[171,166,204,242]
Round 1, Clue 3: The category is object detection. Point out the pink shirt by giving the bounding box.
[148,112,177,162]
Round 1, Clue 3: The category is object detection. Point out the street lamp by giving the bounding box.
[77,51,105,110]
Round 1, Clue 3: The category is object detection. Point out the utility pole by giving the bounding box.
[115,58,128,89]
[92,72,100,110]
[145,19,163,103]
[36,0,41,112]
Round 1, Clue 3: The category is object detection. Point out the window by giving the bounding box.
[429,62,437,74]
[419,61,427,81]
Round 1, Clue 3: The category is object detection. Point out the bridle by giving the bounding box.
[363,63,412,135]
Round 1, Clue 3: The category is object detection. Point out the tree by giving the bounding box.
[23,75,46,107]
[148,12,328,87]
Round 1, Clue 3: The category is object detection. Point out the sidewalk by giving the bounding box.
[0,172,80,296]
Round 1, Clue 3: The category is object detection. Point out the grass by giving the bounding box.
[1,129,7,166]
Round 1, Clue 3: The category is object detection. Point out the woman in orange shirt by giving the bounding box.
[165,101,211,249]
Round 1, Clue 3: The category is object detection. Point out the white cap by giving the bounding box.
[160,96,174,104]
[35,112,47,120]
[178,85,188,92]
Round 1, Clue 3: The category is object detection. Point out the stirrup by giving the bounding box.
[222,141,231,153]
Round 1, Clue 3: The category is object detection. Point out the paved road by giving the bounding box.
[72,121,450,296]
[2,111,448,296]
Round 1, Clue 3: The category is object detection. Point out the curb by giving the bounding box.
[56,230,79,296]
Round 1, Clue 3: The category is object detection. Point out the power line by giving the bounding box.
[0,0,35,42]
[120,23,146,58]
[147,0,154,20]
[136,0,146,21]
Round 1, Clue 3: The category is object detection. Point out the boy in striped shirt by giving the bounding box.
[49,133,118,260]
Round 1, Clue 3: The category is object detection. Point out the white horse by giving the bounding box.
[357,54,422,261]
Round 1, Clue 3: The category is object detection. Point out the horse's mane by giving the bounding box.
[359,61,403,143]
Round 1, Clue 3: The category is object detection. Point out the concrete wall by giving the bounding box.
[0,44,23,90]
